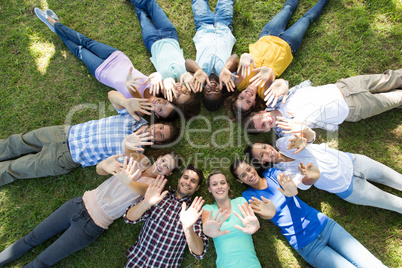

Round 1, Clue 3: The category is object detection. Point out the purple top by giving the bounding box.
[95,51,150,99]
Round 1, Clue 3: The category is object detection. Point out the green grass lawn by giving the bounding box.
[0,0,401,267]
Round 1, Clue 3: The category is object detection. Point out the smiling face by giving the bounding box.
[151,154,176,176]
[235,86,257,112]
[208,173,229,201]
[234,162,260,187]
[176,169,200,198]
[150,96,174,118]
[173,83,192,105]
[252,143,279,163]
[203,75,222,101]
[149,124,171,143]
[252,111,276,132]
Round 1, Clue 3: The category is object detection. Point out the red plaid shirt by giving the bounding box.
[123,187,209,268]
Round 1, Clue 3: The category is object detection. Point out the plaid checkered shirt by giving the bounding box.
[123,187,209,268]
[68,109,148,167]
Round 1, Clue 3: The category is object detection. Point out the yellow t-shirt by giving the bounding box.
[236,36,293,92]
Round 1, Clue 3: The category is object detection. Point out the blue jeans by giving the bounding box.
[0,196,104,267]
[130,0,179,53]
[54,23,118,76]
[191,0,234,31]
[344,154,402,214]
[259,0,328,54]
[296,219,386,268]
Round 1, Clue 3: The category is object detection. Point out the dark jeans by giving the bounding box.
[0,196,104,267]
[259,0,328,54]
[130,0,179,53]
[55,23,118,76]
[191,0,234,31]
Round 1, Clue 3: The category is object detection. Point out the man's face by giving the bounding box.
[176,169,200,198]
[203,75,222,101]
[235,87,256,112]
[252,143,279,163]
[149,124,171,143]
[252,111,276,132]
[152,154,176,176]
[151,97,174,118]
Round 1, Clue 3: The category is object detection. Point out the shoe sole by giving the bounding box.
[34,7,55,32]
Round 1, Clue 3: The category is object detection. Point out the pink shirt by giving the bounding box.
[83,175,153,229]
[95,51,150,99]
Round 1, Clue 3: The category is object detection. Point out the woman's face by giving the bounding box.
[234,162,260,186]
[152,154,175,176]
[235,87,256,112]
[173,83,192,105]
[208,174,230,201]
[252,143,279,163]
[151,97,174,118]
[251,111,276,132]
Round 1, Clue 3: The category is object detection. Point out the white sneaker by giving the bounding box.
[34,7,55,32]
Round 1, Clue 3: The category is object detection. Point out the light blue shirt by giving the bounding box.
[193,22,236,76]
[68,109,147,167]
[150,38,186,81]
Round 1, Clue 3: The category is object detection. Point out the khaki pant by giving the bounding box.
[0,125,80,186]
[336,69,402,122]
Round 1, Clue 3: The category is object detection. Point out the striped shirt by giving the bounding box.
[124,187,208,268]
[68,109,148,167]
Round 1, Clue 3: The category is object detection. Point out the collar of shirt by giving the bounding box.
[168,186,192,206]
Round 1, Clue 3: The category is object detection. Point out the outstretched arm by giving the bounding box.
[185,59,209,92]
[233,203,260,234]
[125,176,168,221]
[249,196,276,220]
[180,196,205,255]
[96,154,124,176]
[116,156,149,195]
[107,90,153,120]
[298,162,320,185]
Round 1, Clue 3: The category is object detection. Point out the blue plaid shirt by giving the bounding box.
[68,109,148,167]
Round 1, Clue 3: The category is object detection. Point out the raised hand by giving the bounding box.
[180,72,195,93]
[287,134,307,154]
[143,176,168,207]
[276,172,298,197]
[99,154,124,175]
[124,98,153,120]
[298,161,320,182]
[117,157,142,186]
[162,77,177,102]
[264,79,289,107]
[191,69,210,93]
[125,67,143,94]
[219,67,238,92]
[180,196,204,230]
[144,72,164,95]
[276,116,307,134]
[203,208,230,238]
[249,66,275,90]
[233,203,260,235]
[249,196,276,220]
[237,53,255,78]
[123,130,153,152]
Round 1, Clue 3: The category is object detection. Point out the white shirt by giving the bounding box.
[274,136,353,193]
[277,84,349,131]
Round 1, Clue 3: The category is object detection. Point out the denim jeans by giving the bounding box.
[191,0,234,31]
[296,219,386,268]
[0,196,104,267]
[344,154,402,214]
[54,23,118,76]
[130,0,179,53]
[259,0,328,54]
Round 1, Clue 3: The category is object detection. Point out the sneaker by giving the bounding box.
[34,7,55,32]
[46,9,59,21]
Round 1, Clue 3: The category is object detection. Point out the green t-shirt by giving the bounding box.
[203,197,261,268]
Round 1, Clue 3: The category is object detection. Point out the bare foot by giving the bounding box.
[46,16,59,26]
